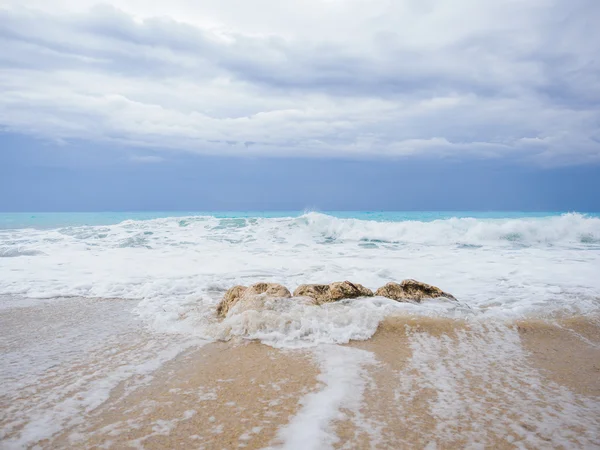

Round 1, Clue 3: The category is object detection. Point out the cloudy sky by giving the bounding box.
[1,0,599,210]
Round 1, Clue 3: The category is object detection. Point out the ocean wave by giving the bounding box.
[82,211,600,248]
[295,212,600,246]
[0,246,44,257]
[20,212,596,249]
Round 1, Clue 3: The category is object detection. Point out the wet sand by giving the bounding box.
[47,341,320,449]
[517,317,600,397]
[2,308,600,449]
[342,317,600,449]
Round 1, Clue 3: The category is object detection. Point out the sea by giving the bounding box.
[1,211,599,449]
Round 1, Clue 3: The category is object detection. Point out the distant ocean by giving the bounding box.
[2,211,600,448]
[2,210,599,230]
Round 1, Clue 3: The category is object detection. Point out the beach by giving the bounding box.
[1,212,600,448]
[3,0,600,444]
[1,296,599,449]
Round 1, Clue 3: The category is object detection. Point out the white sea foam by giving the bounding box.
[268,321,600,449]
[0,297,203,448]
[0,213,599,346]
[300,212,600,246]
[394,322,600,448]
[214,296,469,348]
[271,345,378,450]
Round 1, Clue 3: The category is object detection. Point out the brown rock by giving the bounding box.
[216,285,247,317]
[245,282,292,299]
[293,281,373,304]
[293,284,330,303]
[327,281,374,302]
[216,282,291,318]
[375,279,456,303]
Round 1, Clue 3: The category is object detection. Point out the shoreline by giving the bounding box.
[2,301,599,449]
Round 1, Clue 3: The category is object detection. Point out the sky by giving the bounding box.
[1,0,599,211]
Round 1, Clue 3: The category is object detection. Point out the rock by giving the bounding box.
[293,284,330,303]
[375,279,456,303]
[216,282,291,318]
[216,285,247,317]
[293,281,373,304]
[328,281,374,302]
[245,282,291,299]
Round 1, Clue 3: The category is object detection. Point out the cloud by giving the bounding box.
[0,0,599,166]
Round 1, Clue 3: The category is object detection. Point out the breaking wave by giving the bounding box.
[297,212,600,246]
[108,211,600,248]
[4,212,599,249]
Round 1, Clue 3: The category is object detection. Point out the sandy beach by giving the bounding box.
[2,297,599,449]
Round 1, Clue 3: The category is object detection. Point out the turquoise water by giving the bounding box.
[1,211,596,230]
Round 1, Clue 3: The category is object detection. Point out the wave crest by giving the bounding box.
[295,212,600,246]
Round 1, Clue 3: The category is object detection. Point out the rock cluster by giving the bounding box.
[216,279,455,318]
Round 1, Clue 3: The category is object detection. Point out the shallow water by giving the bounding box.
[1,212,599,448]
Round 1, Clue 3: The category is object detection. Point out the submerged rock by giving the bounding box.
[328,281,374,302]
[216,285,248,317]
[245,282,291,299]
[293,281,373,304]
[292,284,330,303]
[375,279,456,303]
[216,283,291,318]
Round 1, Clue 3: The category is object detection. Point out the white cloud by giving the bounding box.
[0,0,599,165]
